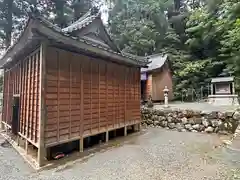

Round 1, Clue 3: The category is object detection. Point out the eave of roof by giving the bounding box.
[211,77,234,83]
[0,15,149,68]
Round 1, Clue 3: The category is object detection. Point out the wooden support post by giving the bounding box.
[106,131,109,142]
[133,124,137,132]
[79,138,83,152]
[25,139,28,154]
[138,123,142,131]
[17,135,20,146]
[0,121,4,130]
[38,42,47,167]
[124,126,127,136]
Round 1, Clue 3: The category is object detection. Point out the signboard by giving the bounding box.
[215,83,230,94]
[141,73,147,81]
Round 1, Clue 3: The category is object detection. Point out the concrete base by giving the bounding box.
[208,94,239,106]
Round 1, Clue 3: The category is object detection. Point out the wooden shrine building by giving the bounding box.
[141,54,173,102]
[0,8,148,167]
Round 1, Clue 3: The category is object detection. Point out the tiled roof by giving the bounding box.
[0,13,149,67]
[141,54,168,73]
[62,9,100,33]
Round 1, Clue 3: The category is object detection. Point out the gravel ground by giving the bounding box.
[0,128,239,180]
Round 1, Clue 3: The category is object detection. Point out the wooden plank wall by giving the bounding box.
[45,47,140,146]
[2,48,41,145]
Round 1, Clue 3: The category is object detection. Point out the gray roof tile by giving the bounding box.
[141,54,168,73]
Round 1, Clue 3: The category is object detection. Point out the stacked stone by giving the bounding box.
[141,107,240,134]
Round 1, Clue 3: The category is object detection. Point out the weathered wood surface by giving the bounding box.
[45,47,141,146]
[2,48,41,145]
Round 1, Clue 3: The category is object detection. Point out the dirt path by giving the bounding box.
[0,128,239,180]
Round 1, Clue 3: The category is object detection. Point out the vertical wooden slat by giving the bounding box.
[124,68,126,126]
[31,54,36,141]
[80,61,83,137]
[57,51,60,142]
[90,60,92,133]
[113,66,115,128]
[69,55,72,138]
[34,52,39,143]
[98,63,100,132]
[26,57,30,138]
[5,71,9,125]
[2,71,7,124]
[38,42,47,167]
[22,60,27,135]
[29,55,33,140]
[19,61,23,133]
[106,63,108,132]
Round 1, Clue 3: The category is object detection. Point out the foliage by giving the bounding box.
[108,0,240,99]
[1,0,240,100]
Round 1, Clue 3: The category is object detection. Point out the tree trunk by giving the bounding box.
[4,0,13,49]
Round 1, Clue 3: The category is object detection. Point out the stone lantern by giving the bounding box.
[163,86,169,108]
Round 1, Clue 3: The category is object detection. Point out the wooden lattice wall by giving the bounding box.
[2,48,41,146]
[45,47,140,146]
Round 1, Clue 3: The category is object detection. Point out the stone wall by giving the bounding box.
[141,107,240,134]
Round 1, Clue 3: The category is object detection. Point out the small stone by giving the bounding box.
[193,118,202,124]
[205,126,214,133]
[165,127,170,130]
[193,111,201,117]
[168,123,176,129]
[202,118,209,127]
[214,127,219,133]
[199,125,205,131]
[209,111,218,119]
[167,117,173,123]
[181,117,188,124]
[218,130,229,135]
[222,140,232,145]
[192,124,200,130]
[156,110,164,116]
[158,116,166,122]
[211,119,220,127]
[200,111,207,116]
[153,120,159,126]
[218,112,226,120]
[233,111,240,120]
[225,111,234,117]
[191,130,198,133]
[161,121,168,127]
[185,124,192,130]
[188,118,195,125]
[182,110,187,116]
[181,129,187,132]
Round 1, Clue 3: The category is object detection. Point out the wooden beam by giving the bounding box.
[38,42,47,167]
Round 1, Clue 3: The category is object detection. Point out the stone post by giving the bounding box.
[232,82,235,94]
[211,83,213,95]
